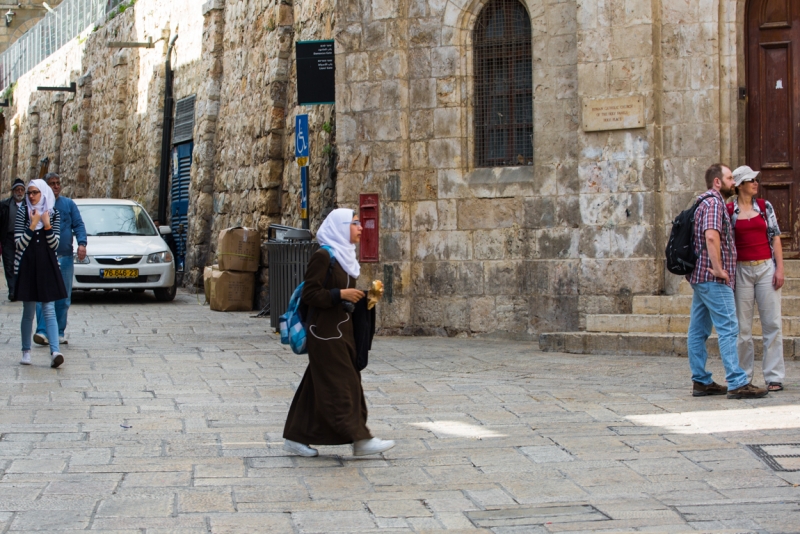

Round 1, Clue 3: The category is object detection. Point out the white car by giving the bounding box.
[72,199,177,301]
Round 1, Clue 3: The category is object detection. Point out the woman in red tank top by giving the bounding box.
[727,166,785,392]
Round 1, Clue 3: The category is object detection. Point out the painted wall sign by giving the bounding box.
[296,40,335,106]
[582,95,645,132]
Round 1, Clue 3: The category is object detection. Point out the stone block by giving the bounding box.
[457,198,520,230]
[431,47,459,77]
[408,48,432,78]
[412,201,438,231]
[474,229,509,260]
[412,230,472,261]
[436,76,459,106]
[433,108,461,137]
[345,53,370,82]
[410,109,433,140]
[579,259,659,295]
[410,78,436,109]
[409,20,441,48]
[469,296,497,333]
[530,295,579,332]
[484,260,524,295]
[427,138,462,168]
[523,196,557,229]
[378,296,411,329]
[534,228,579,259]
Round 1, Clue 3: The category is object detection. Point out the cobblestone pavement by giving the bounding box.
[1,288,800,533]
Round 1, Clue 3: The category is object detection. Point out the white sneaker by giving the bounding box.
[353,438,396,457]
[283,439,318,457]
[20,351,31,365]
[33,333,48,346]
[50,352,64,369]
[59,337,68,345]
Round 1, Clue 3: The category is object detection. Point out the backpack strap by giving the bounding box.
[756,198,768,223]
[726,202,734,217]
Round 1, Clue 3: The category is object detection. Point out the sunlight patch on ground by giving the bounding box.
[626,405,800,434]
[411,421,507,439]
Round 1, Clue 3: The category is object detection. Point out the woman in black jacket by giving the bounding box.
[15,179,67,368]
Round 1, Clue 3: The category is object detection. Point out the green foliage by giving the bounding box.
[71,124,79,133]
[322,121,333,134]
[119,4,126,13]
[322,144,333,156]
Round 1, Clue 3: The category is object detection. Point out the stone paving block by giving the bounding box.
[9,509,90,530]
[519,445,574,463]
[291,510,377,532]
[95,496,174,518]
[207,512,295,532]
[178,489,235,513]
[121,471,192,487]
[367,498,432,517]
[6,458,66,473]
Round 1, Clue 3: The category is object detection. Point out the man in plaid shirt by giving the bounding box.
[687,164,768,399]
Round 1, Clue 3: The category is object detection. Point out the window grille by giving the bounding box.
[473,0,533,168]
[0,0,119,92]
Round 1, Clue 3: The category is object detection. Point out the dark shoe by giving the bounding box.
[50,352,64,369]
[692,381,727,397]
[33,333,48,346]
[768,382,784,392]
[727,383,768,399]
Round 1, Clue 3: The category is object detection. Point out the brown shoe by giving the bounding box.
[727,383,768,399]
[692,381,727,397]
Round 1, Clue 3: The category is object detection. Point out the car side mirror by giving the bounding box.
[158,226,172,235]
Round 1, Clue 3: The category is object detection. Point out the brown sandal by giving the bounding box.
[768,382,784,392]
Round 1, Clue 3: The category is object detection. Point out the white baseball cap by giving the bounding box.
[732,165,761,187]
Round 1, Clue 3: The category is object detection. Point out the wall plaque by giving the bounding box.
[582,95,645,132]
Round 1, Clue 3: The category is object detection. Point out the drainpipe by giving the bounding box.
[157,33,179,224]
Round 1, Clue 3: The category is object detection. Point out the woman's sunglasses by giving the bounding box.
[741,178,760,184]
[27,190,41,196]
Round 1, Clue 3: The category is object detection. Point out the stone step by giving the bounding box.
[785,260,800,278]
[539,331,800,359]
[677,275,800,296]
[633,294,800,316]
[587,314,800,336]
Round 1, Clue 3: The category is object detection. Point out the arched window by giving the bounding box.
[473,0,533,168]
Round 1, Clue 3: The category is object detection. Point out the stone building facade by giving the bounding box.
[0,0,792,339]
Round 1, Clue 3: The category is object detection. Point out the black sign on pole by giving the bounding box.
[296,40,335,106]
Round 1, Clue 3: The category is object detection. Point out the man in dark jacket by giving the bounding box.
[0,178,26,301]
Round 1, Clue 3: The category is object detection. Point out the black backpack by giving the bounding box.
[665,193,715,276]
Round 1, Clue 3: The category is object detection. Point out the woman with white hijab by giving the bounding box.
[283,208,395,457]
[14,179,67,368]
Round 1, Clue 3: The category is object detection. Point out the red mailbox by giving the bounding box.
[359,193,379,263]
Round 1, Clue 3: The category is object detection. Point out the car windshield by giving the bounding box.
[79,204,157,237]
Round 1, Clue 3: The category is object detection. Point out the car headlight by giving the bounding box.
[147,251,173,264]
[73,253,90,264]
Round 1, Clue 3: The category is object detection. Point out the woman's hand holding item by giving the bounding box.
[340,288,365,303]
[29,209,42,230]
[41,211,51,230]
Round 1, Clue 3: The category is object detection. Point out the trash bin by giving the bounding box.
[266,225,319,331]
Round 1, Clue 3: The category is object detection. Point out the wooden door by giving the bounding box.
[747,0,800,256]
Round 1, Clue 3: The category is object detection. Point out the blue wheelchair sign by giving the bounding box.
[295,114,309,166]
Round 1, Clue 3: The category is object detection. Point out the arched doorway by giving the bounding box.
[746,0,800,255]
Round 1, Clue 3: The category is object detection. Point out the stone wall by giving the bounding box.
[0,0,752,334]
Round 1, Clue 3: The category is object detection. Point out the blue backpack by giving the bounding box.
[279,245,335,354]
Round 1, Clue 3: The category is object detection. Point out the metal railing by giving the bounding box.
[0,0,126,92]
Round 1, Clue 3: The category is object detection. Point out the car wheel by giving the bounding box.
[154,281,177,302]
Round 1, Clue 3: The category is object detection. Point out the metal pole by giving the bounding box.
[300,166,309,229]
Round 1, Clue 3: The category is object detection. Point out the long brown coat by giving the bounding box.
[282,248,372,445]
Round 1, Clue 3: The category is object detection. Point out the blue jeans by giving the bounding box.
[688,282,749,390]
[36,255,73,338]
[23,301,59,354]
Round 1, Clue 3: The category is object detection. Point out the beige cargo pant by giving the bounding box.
[735,261,785,385]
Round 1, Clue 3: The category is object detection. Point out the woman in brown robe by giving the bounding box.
[283,208,395,457]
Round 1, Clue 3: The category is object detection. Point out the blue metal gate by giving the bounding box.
[170,142,193,271]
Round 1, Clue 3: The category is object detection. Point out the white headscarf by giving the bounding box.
[25,179,56,231]
[316,208,360,278]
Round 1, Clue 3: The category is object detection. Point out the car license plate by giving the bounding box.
[100,269,139,279]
